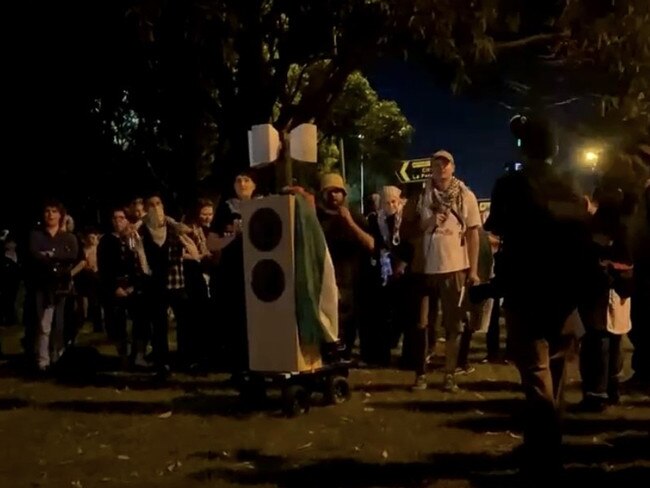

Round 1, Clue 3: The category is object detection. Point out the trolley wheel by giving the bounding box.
[324,376,351,405]
[239,378,267,407]
[282,384,310,417]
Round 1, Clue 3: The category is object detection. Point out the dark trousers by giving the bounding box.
[397,274,422,369]
[22,287,36,355]
[457,326,473,369]
[0,272,19,324]
[338,283,360,360]
[184,265,211,363]
[506,309,575,475]
[630,273,650,380]
[104,293,150,357]
[486,298,501,359]
[361,276,412,366]
[74,270,103,332]
[580,329,622,401]
[150,288,190,368]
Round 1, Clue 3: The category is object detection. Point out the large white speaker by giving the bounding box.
[241,195,322,373]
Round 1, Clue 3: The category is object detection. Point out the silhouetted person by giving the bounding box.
[485,115,596,482]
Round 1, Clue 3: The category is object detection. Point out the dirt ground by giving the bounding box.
[0,324,648,488]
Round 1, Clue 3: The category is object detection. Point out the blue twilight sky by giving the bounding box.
[368,60,520,199]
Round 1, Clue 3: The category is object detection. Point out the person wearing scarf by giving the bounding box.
[139,193,199,376]
[412,150,481,393]
[366,186,414,365]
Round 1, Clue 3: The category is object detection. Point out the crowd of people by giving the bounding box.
[0,114,648,484]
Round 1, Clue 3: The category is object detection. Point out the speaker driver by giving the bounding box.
[248,207,283,252]
[251,259,286,302]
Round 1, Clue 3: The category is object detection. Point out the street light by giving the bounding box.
[579,147,603,171]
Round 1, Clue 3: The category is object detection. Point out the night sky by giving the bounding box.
[369,60,519,199]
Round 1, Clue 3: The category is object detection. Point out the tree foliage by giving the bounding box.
[94,0,560,197]
[9,0,649,218]
[477,1,649,140]
[562,0,649,135]
[311,71,413,182]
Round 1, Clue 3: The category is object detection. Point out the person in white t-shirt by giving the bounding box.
[412,150,481,392]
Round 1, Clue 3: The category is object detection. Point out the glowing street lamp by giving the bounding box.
[580,147,603,171]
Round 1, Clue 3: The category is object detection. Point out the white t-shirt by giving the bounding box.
[421,185,481,275]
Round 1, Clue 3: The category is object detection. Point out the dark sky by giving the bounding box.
[368,60,519,199]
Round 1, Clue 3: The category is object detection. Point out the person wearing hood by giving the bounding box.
[366,185,414,365]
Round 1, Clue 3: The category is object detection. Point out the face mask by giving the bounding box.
[384,202,401,216]
[145,207,165,227]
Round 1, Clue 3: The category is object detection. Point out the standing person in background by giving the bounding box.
[628,138,650,389]
[27,200,79,373]
[214,170,258,237]
[412,150,481,392]
[98,207,152,369]
[456,222,494,374]
[317,173,374,360]
[485,115,596,483]
[366,186,413,366]
[0,233,20,326]
[578,175,635,411]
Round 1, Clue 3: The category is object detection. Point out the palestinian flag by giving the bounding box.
[293,194,339,345]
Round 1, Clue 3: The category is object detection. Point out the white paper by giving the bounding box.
[250,124,280,166]
[290,123,318,162]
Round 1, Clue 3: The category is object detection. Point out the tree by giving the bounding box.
[96,0,560,197]
[560,0,649,131]
[471,1,649,142]
[307,70,413,190]
[13,0,647,217]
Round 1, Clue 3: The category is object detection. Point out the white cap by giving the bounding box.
[431,150,455,164]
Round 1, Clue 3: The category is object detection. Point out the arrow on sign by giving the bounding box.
[478,200,491,213]
[396,158,432,183]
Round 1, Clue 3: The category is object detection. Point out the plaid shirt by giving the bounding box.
[166,240,185,290]
[140,224,185,291]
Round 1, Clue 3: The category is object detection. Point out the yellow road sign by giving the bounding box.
[396,158,432,183]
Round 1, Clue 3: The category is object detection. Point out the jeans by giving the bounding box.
[580,329,622,401]
[34,291,66,370]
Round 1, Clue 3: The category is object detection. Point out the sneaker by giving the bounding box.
[412,374,428,391]
[455,366,476,375]
[480,355,498,364]
[443,374,459,393]
[133,354,151,369]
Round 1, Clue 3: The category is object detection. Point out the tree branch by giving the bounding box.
[496,31,569,51]
[285,62,312,106]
